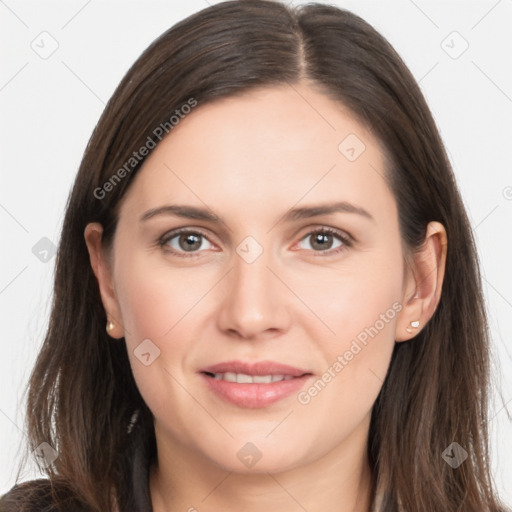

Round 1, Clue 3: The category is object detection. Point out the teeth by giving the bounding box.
[237,373,253,383]
[211,372,295,383]
[253,375,273,383]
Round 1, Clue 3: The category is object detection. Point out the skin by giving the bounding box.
[85,81,447,512]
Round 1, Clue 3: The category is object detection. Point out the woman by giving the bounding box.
[1,1,509,510]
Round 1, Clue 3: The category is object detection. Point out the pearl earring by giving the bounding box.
[106,320,115,334]
[406,320,420,334]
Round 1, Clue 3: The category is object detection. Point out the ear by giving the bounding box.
[395,221,448,342]
[84,222,124,339]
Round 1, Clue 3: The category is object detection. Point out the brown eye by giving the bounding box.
[309,232,337,251]
[297,228,352,255]
[159,229,214,257]
[176,233,203,252]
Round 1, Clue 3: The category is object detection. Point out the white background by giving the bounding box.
[1,0,511,504]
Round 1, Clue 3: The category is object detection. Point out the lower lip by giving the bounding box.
[199,373,312,408]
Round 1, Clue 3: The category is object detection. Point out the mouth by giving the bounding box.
[200,359,312,378]
[201,371,308,383]
[198,360,313,408]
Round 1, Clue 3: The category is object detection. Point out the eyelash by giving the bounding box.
[157,227,353,259]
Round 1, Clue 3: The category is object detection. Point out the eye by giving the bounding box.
[158,229,214,257]
[296,227,352,256]
[158,226,352,258]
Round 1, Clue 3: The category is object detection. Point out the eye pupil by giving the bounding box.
[180,233,202,251]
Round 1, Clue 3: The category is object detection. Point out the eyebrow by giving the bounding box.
[140,201,375,224]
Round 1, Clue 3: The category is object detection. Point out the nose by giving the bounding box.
[216,240,292,340]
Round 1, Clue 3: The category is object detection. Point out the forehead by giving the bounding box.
[118,83,395,226]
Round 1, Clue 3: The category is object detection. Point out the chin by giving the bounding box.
[202,441,311,475]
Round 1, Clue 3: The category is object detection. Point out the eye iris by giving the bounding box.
[179,233,202,251]
[311,232,333,251]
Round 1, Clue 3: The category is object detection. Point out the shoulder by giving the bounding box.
[0,478,91,512]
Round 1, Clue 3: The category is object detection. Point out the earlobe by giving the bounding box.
[84,222,125,339]
[395,221,448,342]
[405,320,420,334]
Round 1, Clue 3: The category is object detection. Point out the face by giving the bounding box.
[88,82,417,474]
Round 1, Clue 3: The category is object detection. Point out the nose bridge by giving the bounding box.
[217,234,289,337]
[232,235,276,307]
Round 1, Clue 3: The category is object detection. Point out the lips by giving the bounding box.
[199,360,314,408]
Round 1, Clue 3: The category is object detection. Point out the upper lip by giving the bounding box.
[200,360,312,377]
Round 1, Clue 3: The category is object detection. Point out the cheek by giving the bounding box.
[114,248,215,343]
[113,252,217,439]
[294,299,399,459]
[112,250,212,397]
[298,244,403,345]
[294,244,403,411]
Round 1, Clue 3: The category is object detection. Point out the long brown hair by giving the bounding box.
[3,1,509,510]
